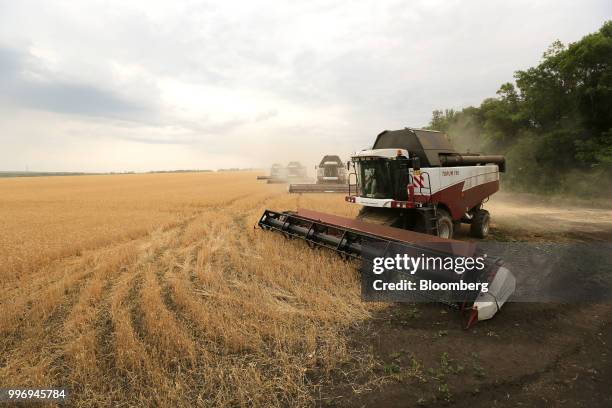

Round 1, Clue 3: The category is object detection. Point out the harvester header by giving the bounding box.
[258,209,515,327]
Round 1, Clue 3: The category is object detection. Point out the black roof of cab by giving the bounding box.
[319,155,343,166]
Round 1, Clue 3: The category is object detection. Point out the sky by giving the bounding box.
[0,0,610,172]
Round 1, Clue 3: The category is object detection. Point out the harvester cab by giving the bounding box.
[346,128,505,239]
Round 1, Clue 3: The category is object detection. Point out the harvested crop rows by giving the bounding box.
[0,172,373,407]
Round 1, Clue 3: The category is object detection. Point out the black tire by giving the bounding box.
[436,209,454,239]
[470,209,490,238]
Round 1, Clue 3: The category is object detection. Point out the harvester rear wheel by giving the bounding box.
[470,209,490,238]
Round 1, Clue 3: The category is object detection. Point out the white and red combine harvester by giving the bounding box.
[346,127,506,239]
[289,155,350,193]
[258,127,514,327]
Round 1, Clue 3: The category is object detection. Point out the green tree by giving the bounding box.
[425,21,612,196]
[426,109,457,132]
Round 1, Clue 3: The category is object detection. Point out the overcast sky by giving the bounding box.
[0,0,610,172]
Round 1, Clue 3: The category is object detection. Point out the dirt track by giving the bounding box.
[480,192,612,242]
[322,192,612,407]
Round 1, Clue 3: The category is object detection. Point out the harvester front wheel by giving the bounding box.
[470,209,490,238]
[436,209,454,239]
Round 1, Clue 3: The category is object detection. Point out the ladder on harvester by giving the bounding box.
[410,171,438,236]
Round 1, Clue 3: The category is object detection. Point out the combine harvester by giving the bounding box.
[256,163,284,181]
[259,128,515,326]
[257,162,311,184]
[285,161,311,184]
[289,155,350,193]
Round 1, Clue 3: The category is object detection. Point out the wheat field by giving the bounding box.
[0,172,378,407]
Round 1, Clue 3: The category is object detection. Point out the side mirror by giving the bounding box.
[411,157,421,171]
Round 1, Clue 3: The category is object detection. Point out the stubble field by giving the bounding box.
[0,172,376,406]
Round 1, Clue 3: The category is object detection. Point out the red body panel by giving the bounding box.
[416,180,499,220]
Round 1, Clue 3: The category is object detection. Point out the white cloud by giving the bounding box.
[0,0,610,171]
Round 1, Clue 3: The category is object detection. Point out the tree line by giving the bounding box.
[426,21,611,197]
